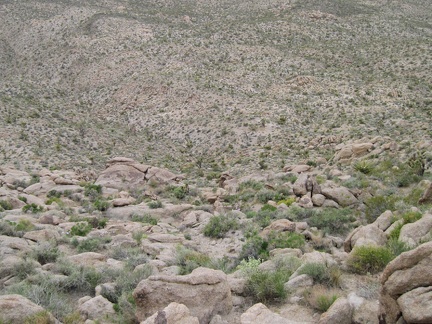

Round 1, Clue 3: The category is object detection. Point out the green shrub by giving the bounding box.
[175,245,211,275]
[93,198,109,211]
[70,222,92,236]
[244,263,294,303]
[256,189,277,204]
[261,204,277,212]
[239,235,269,261]
[0,200,13,211]
[316,294,339,312]
[76,237,111,252]
[239,180,264,191]
[365,196,396,223]
[353,160,373,174]
[203,214,239,238]
[32,243,60,265]
[13,258,37,280]
[298,263,331,285]
[22,203,44,213]
[277,197,296,206]
[308,208,356,234]
[172,186,187,200]
[148,200,163,209]
[386,238,411,257]
[267,231,305,250]
[83,183,102,200]
[47,190,62,198]
[15,219,35,231]
[131,214,158,225]
[347,245,394,274]
[45,197,63,206]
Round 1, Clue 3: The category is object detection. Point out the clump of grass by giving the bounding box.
[148,200,163,209]
[308,208,356,235]
[0,200,13,211]
[69,222,92,236]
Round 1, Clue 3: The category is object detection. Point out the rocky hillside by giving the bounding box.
[0,154,432,323]
[0,0,431,175]
[0,0,432,323]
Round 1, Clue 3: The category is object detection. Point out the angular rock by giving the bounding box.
[311,194,326,207]
[292,174,308,196]
[133,267,232,323]
[23,229,61,242]
[261,219,296,238]
[142,302,199,324]
[96,163,147,190]
[419,183,432,204]
[284,274,313,289]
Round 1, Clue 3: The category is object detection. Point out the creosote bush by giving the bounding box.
[347,245,394,274]
[308,208,356,235]
[203,214,239,238]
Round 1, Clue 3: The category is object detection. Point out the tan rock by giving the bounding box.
[78,295,116,321]
[0,294,57,323]
[142,302,199,324]
[419,183,432,204]
[67,252,107,269]
[318,297,352,324]
[23,229,61,242]
[321,186,357,207]
[399,214,432,247]
[311,194,326,207]
[347,224,387,251]
[240,303,304,324]
[261,219,296,238]
[373,210,394,231]
[397,286,432,323]
[133,267,232,323]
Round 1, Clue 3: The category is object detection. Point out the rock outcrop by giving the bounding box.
[0,294,58,323]
[142,302,200,324]
[379,241,432,323]
[133,267,232,323]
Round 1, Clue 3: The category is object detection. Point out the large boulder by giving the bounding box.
[321,186,357,207]
[418,182,432,204]
[142,302,199,324]
[379,242,432,323]
[0,294,57,323]
[344,224,387,252]
[399,214,432,247]
[133,267,232,323]
[78,295,116,321]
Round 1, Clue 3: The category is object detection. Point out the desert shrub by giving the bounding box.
[22,203,44,213]
[267,231,305,250]
[347,245,394,274]
[278,174,298,184]
[261,203,277,212]
[0,200,13,211]
[31,242,60,265]
[69,222,92,236]
[171,186,188,200]
[23,310,52,324]
[277,197,296,206]
[304,286,340,312]
[131,213,158,225]
[57,263,103,294]
[353,160,373,174]
[388,211,422,241]
[93,198,109,211]
[365,195,396,223]
[239,180,264,191]
[0,220,20,236]
[256,189,277,204]
[297,263,339,286]
[288,206,317,221]
[83,183,102,200]
[240,257,296,303]
[203,214,239,238]
[308,208,356,235]
[147,200,163,209]
[13,258,37,280]
[175,245,211,275]
[386,238,411,257]
[45,197,63,206]
[76,237,111,253]
[47,190,62,198]
[239,234,269,261]
[69,216,107,229]
[13,219,35,232]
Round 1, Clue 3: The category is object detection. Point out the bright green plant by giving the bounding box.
[347,245,394,274]
[266,231,305,250]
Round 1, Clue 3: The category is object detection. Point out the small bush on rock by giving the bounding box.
[70,222,92,236]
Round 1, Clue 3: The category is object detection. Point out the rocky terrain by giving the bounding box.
[0,0,432,323]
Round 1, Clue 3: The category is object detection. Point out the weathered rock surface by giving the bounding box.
[78,295,116,321]
[240,303,306,324]
[321,186,357,207]
[133,267,232,323]
[344,224,387,252]
[0,294,57,323]
[418,182,432,204]
[373,210,394,232]
[379,241,432,323]
[142,302,200,324]
[318,297,352,324]
[399,214,432,247]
